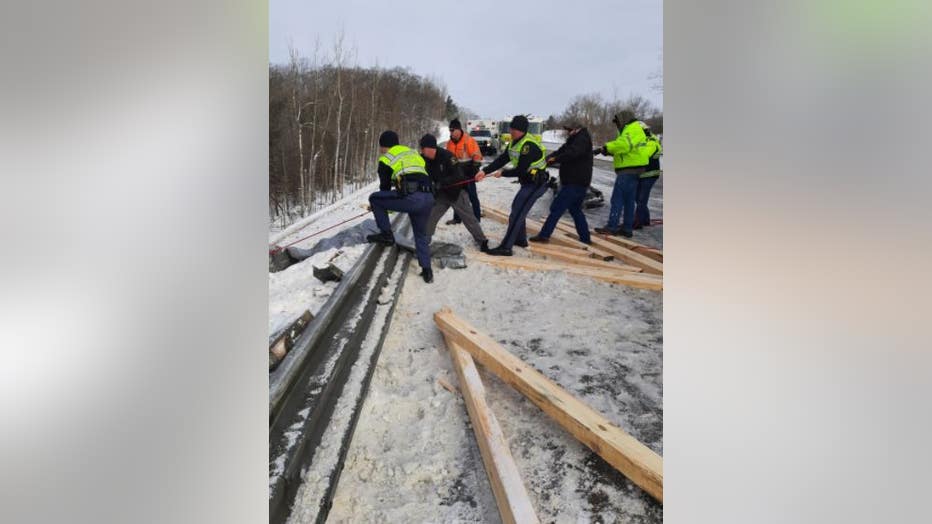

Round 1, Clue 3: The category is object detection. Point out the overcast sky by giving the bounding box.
[270,0,662,118]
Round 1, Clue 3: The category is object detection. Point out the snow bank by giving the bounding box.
[268,243,367,336]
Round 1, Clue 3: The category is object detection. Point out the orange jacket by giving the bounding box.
[446,133,483,162]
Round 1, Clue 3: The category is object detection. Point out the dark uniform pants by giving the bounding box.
[500,177,550,249]
[369,190,434,269]
[635,176,659,226]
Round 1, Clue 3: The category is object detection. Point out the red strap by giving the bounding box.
[269,211,370,255]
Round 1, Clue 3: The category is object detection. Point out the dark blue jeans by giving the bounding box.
[539,184,590,243]
[500,180,549,249]
[635,176,659,226]
[452,181,481,222]
[607,170,641,233]
[369,190,434,269]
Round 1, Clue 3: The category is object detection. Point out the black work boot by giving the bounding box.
[486,245,513,256]
[594,226,620,236]
[420,267,434,283]
[445,218,462,225]
[479,240,490,253]
[529,235,549,243]
[514,240,529,248]
[366,231,395,245]
[619,230,634,238]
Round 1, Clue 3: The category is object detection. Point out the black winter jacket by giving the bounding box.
[424,148,467,199]
[546,127,593,187]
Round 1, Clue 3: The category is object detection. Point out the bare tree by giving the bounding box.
[269,38,451,226]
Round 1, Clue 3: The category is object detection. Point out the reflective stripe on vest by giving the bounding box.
[379,144,428,181]
[507,134,547,170]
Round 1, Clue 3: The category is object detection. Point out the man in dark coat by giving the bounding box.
[530,122,593,244]
[419,134,489,251]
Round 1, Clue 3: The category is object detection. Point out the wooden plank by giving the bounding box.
[633,247,663,263]
[434,309,664,503]
[443,333,540,524]
[582,235,663,275]
[531,242,614,261]
[472,252,662,291]
[590,232,664,261]
[268,310,314,371]
[527,245,641,272]
[483,207,616,258]
[437,376,459,395]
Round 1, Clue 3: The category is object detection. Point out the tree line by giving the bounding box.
[546,93,663,144]
[269,40,448,227]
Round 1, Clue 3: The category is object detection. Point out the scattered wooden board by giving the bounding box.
[269,310,314,370]
[437,376,459,395]
[443,333,540,524]
[579,235,663,275]
[483,205,664,274]
[482,207,616,259]
[527,244,641,272]
[530,242,614,261]
[434,309,663,503]
[472,252,662,291]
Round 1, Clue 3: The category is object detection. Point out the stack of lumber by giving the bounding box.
[434,308,663,522]
[478,206,663,290]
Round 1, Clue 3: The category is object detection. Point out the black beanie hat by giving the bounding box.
[419,133,437,149]
[449,118,462,130]
[509,115,529,133]
[378,130,399,147]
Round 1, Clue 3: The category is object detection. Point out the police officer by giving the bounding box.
[635,126,662,229]
[594,110,651,238]
[475,115,550,256]
[419,133,490,252]
[366,130,436,283]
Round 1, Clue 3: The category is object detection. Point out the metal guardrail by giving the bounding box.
[269,214,411,523]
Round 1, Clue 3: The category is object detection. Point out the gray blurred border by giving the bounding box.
[0,1,268,523]
[665,1,932,522]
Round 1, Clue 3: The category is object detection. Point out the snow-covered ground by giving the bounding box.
[325,173,663,523]
[268,184,378,337]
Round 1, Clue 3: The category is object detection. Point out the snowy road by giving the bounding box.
[321,170,664,523]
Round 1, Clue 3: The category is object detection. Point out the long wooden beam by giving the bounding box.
[434,309,664,503]
[482,205,664,274]
[531,242,615,261]
[442,333,540,524]
[527,244,641,272]
[472,252,662,291]
[574,234,663,275]
[482,207,616,259]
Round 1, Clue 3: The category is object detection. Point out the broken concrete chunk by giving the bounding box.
[313,263,344,282]
[429,242,464,258]
[438,255,467,269]
[269,248,299,273]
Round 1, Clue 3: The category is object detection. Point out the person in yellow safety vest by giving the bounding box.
[366,130,436,283]
[474,115,551,256]
[593,109,651,238]
[635,126,662,229]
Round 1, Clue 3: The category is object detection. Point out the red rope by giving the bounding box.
[439,176,478,189]
[269,211,370,255]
